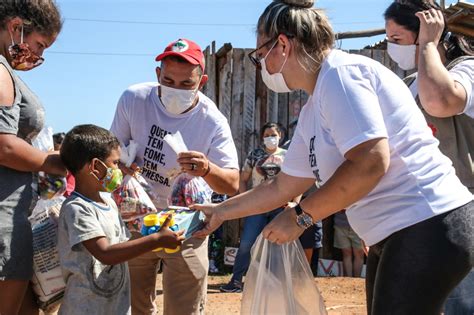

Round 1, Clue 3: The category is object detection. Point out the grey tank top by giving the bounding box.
[0,54,45,220]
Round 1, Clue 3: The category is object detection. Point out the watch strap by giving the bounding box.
[294,203,304,215]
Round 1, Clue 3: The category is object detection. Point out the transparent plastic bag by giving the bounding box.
[112,173,157,222]
[168,173,213,207]
[241,234,327,315]
[28,197,66,313]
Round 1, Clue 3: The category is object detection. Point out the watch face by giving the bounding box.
[296,213,313,229]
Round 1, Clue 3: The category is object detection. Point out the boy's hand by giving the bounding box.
[155,228,185,249]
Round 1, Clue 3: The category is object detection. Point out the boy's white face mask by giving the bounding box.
[387,42,417,71]
[160,84,198,115]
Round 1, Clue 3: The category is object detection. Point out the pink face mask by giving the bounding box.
[8,25,44,71]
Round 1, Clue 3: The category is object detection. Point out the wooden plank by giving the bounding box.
[267,91,279,123]
[217,48,233,121]
[351,48,372,59]
[205,41,217,104]
[254,68,267,148]
[201,46,210,97]
[230,48,245,167]
[222,220,241,248]
[242,48,257,156]
[278,93,289,133]
[336,28,385,40]
[288,90,301,139]
[371,49,385,65]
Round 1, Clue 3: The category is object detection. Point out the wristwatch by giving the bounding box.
[294,204,314,229]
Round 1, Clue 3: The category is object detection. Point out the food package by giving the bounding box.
[112,173,157,222]
[29,197,66,312]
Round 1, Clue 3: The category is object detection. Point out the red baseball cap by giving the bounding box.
[155,38,205,71]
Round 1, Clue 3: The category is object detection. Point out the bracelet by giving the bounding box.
[202,163,211,177]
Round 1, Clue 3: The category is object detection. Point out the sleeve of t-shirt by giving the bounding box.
[63,201,106,249]
[110,91,132,145]
[450,60,474,118]
[207,121,239,169]
[320,65,388,155]
[281,122,316,178]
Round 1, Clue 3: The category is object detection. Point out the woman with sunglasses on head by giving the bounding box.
[193,0,474,313]
[0,2,66,314]
[385,1,474,313]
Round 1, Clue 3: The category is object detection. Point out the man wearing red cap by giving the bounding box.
[110,38,239,315]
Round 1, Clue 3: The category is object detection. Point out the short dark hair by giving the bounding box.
[60,124,120,175]
[161,55,204,76]
[52,132,65,145]
[260,122,282,139]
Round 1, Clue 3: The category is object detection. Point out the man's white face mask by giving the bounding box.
[160,84,198,115]
[387,42,417,71]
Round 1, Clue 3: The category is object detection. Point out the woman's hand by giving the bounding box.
[262,206,305,244]
[416,9,445,47]
[191,203,225,238]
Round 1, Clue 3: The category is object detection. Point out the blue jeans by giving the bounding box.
[444,269,474,315]
[231,208,283,283]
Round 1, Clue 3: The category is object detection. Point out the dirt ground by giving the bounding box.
[155,274,367,315]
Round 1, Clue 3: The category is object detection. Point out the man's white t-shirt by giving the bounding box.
[282,50,473,246]
[111,82,239,208]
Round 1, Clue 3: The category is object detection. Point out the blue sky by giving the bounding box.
[19,0,458,133]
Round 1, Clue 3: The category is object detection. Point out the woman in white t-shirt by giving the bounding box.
[193,0,474,313]
[384,1,474,313]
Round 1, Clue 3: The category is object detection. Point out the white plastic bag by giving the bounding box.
[120,140,139,168]
[163,131,188,179]
[241,234,327,315]
[29,197,66,312]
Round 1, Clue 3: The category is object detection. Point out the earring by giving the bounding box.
[283,53,286,56]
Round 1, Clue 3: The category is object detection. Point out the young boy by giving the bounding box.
[57,125,184,315]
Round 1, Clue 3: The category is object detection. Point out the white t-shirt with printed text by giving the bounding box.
[282,49,473,246]
[110,82,239,209]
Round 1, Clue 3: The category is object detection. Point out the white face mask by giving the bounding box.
[260,41,292,93]
[160,84,198,115]
[387,42,417,71]
[263,136,279,150]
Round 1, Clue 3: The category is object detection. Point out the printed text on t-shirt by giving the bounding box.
[141,124,171,187]
[309,136,322,182]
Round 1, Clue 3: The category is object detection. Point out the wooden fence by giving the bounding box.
[201,42,410,252]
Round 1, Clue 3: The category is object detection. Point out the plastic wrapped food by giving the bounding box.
[29,197,66,312]
[112,173,157,222]
[168,173,213,207]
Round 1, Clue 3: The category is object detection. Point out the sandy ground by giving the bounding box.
[155,274,367,315]
[43,274,366,315]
